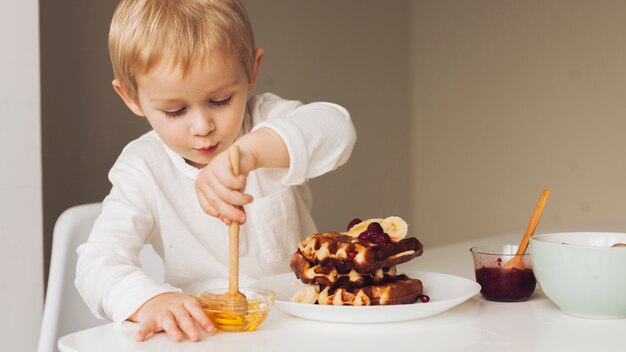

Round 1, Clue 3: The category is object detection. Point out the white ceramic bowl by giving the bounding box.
[530,232,626,319]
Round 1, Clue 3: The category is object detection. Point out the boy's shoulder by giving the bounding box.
[121,130,162,152]
[247,93,303,123]
[116,130,167,165]
[248,93,303,114]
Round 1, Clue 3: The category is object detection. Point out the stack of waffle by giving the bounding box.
[289,228,424,306]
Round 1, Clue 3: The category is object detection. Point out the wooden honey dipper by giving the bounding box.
[219,145,248,313]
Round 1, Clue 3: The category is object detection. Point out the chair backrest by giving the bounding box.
[37,203,164,352]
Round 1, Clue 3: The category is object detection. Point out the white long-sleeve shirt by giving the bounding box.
[75,93,356,322]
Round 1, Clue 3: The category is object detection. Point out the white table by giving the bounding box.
[58,233,626,352]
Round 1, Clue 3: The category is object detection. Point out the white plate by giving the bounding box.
[250,270,480,323]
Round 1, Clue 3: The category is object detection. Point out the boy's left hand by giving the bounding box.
[195,147,254,224]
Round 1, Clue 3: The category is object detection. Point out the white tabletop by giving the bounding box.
[58,233,626,352]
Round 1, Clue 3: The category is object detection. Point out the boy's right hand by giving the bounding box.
[195,146,255,225]
[129,292,215,342]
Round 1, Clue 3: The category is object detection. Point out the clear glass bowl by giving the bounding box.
[196,287,275,332]
[469,245,536,302]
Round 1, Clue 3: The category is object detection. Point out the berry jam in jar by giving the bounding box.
[470,245,536,302]
[474,267,536,301]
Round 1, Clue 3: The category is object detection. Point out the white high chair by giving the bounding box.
[37,203,164,352]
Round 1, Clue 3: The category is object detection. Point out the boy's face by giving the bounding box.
[114,49,262,168]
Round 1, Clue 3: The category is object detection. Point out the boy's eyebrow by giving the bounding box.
[150,97,185,104]
[149,80,240,103]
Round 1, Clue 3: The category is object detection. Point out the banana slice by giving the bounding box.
[382,216,408,242]
[346,218,383,237]
[290,285,320,304]
[318,287,330,305]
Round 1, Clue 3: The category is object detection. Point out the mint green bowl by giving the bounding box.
[530,232,626,319]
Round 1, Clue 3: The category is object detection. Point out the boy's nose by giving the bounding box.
[190,110,215,136]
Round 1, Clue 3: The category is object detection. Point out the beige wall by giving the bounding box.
[411,0,626,247]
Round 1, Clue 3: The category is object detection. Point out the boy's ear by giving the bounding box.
[112,79,145,117]
[248,48,264,91]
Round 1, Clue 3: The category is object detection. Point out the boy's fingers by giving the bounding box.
[196,181,228,207]
[135,320,158,342]
[186,301,215,334]
[222,189,253,207]
[201,180,248,207]
[197,187,245,223]
[215,202,246,224]
[239,207,247,224]
[226,174,248,189]
[174,311,201,342]
[160,313,184,342]
[197,192,219,217]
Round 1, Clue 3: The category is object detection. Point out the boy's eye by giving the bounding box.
[209,96,232,107]
[163,108,186,118]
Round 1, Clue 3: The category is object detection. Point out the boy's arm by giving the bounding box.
[77,161,215,342]
[246,94,357,185]
[75,160,179,322]
[195,94,356,223]
[234,126,290,173]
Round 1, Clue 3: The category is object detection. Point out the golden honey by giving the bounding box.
[203,301,270,332]
[197,288,275,332]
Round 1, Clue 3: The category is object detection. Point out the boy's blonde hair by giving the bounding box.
[109,0,255,102]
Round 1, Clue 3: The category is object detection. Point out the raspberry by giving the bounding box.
[378,233,392,244]
[367,222,384,234]
[419,295,430,303]
[358,230,391,244]
[347,218,362,231]
[369,232,391,245]
[358,230,373,242]
[348,251,357,259]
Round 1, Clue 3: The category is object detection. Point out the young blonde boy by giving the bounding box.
[75,0,356,342]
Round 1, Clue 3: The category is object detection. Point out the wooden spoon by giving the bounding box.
[503,189,551,270]
[221,145,247,313]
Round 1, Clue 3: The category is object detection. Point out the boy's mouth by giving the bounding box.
[195,143,219,155]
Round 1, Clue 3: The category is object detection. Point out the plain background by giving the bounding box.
[5,0,626,350]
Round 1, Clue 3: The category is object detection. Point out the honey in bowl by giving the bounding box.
[196,288,275,332]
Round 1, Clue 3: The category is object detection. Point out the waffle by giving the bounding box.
[318,274,423,306]
[297,232,423,274]
[290,250,397,288]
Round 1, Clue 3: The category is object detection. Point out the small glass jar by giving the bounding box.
[469,245,536,302]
